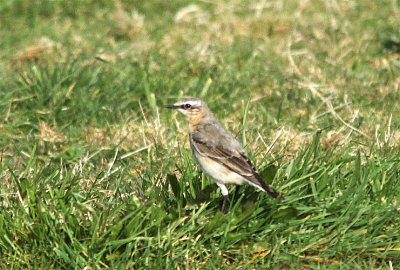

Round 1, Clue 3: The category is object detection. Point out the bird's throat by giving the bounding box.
[188,113,203,132]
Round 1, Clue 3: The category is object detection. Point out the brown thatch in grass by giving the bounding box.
[38,121,64,143]
[15,37,59,65]
[83,120,167,152]
[110,0,144,39]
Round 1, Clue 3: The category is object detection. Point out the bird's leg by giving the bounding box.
[222,195,230,214]
[217,183,230,214]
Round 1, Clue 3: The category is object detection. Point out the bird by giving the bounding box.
[165,97,284,213]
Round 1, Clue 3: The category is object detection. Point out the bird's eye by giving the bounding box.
[184,104,192,109]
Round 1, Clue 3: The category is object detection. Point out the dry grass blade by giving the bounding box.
[300,82,368,138]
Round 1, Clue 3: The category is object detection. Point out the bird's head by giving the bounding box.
[164,97,213,128]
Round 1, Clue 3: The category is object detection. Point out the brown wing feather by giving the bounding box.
[193,139,253,176]
[190,123,281,199]
[191,136,279,197]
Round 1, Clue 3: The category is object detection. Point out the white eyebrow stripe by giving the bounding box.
[175,100,202,107]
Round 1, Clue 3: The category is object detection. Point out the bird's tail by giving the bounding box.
[256,174,285,202]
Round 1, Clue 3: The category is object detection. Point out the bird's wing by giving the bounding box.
[191,124,268,190]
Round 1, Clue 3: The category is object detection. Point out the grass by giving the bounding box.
[0,0,399,269]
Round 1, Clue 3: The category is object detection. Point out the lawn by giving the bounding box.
[0,0,399,269]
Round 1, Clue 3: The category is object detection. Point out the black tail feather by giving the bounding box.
[255,173,285,202]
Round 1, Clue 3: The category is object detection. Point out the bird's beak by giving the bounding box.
[164,104,179,109]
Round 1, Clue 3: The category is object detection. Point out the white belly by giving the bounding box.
[194,153,245,185]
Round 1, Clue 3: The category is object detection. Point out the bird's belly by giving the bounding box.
[194,153,245,185]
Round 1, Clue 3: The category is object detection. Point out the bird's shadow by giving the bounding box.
[187,184,274,213]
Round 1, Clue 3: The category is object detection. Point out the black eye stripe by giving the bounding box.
[182,104,192,109]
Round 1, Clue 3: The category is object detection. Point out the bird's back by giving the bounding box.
[192,120,244,154]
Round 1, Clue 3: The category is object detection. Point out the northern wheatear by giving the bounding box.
[165,97,284,213]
